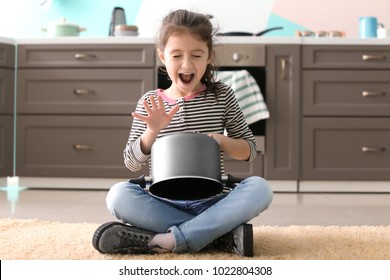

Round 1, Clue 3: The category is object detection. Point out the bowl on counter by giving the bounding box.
[114,25,139,36]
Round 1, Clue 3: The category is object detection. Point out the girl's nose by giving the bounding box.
[181,56,193,69]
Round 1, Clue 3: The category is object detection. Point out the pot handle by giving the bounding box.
[223,174,245,189]
[129,174,244,190]
[128,175,152,188]
[255,26,283,36]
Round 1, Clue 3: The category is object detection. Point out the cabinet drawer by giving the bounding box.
[16,116,148,178]
[303,45,390,69]
[302,118,390,180]
[18,44,154,68]
[0,44,15,68]
[0,68,14,114]
[224,153,263,178]
[0,116,13,176]
[303,70,390,116]
[17,68,153,114]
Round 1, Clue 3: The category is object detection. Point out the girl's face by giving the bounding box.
[158,32,211,97]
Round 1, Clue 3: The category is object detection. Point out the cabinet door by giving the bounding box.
[0,116,13,176]
[16,116,148,178]
[303,45,390,69]
[302,118,390,180]
[224,153,263,178]
[17,68,153,114]
[0,68,14,114]
[303,70,390,116]
[0,44,15,68]
[17,44,154,68]
[265,45,300,179]
[0,44,15,114]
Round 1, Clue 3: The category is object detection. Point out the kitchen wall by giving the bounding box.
[0,0,390,38]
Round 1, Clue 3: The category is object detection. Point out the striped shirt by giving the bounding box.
[124,82,257,175]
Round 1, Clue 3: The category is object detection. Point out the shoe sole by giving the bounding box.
[242,223,254,257]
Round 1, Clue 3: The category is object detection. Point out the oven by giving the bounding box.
[156,43,267,153]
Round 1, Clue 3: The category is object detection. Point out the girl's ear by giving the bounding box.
[157,48,165,65]
[207,51,213,65]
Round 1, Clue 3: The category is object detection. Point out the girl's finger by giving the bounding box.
[149,95,158,110]
[132,112,146,121]
[143,99,153,114]
[157,95,165,109]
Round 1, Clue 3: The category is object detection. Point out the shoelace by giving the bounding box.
[114,231,154,254]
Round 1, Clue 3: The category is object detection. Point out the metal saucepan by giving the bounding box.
[129,132,243,200]
[216,26,284,37]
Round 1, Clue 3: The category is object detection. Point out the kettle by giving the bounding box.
[109,7,126,36]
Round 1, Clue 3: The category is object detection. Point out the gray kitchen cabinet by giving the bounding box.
[16,116,147,178]
[17,44,154,68]
[16,44,154,178]
[0,116,13,177]
[224,154,263,179]
[265,45,300,180]
[0,43,14,177]
[17,68,152,114]
[302,45,390,180]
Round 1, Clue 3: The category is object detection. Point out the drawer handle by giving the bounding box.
[362,54,386,61]
[73,144,94,150]
[232,52,241,62]
[362,146,386,153]
[362,91,386,97]
[280,58,286,80]
[74,53,97,60]
[74,89,95,95]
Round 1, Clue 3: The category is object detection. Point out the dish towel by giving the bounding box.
[216,70,269,124]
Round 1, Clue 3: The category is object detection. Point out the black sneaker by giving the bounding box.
[213,223,254,257]
[92,221,157,254]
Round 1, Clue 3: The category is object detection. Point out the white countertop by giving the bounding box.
[2,36,390,45]
[301,37,390,45]
[0,37,16,44]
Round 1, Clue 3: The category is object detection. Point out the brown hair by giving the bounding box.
[156,9,218,90]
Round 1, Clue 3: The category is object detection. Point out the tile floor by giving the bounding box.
[1,180,389,226]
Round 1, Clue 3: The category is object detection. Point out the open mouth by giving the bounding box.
[179,73,194,84]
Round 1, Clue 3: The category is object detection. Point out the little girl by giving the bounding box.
[92,9,273,257]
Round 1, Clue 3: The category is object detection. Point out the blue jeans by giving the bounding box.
[106,176,273,253]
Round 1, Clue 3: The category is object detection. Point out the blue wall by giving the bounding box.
[0,0,142,38]
[0,0,304,38]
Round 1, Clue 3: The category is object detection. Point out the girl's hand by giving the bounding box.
[208,133,251,161]
[132,95,179,154]
[132,95,179,134]
[207,132,224,146]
